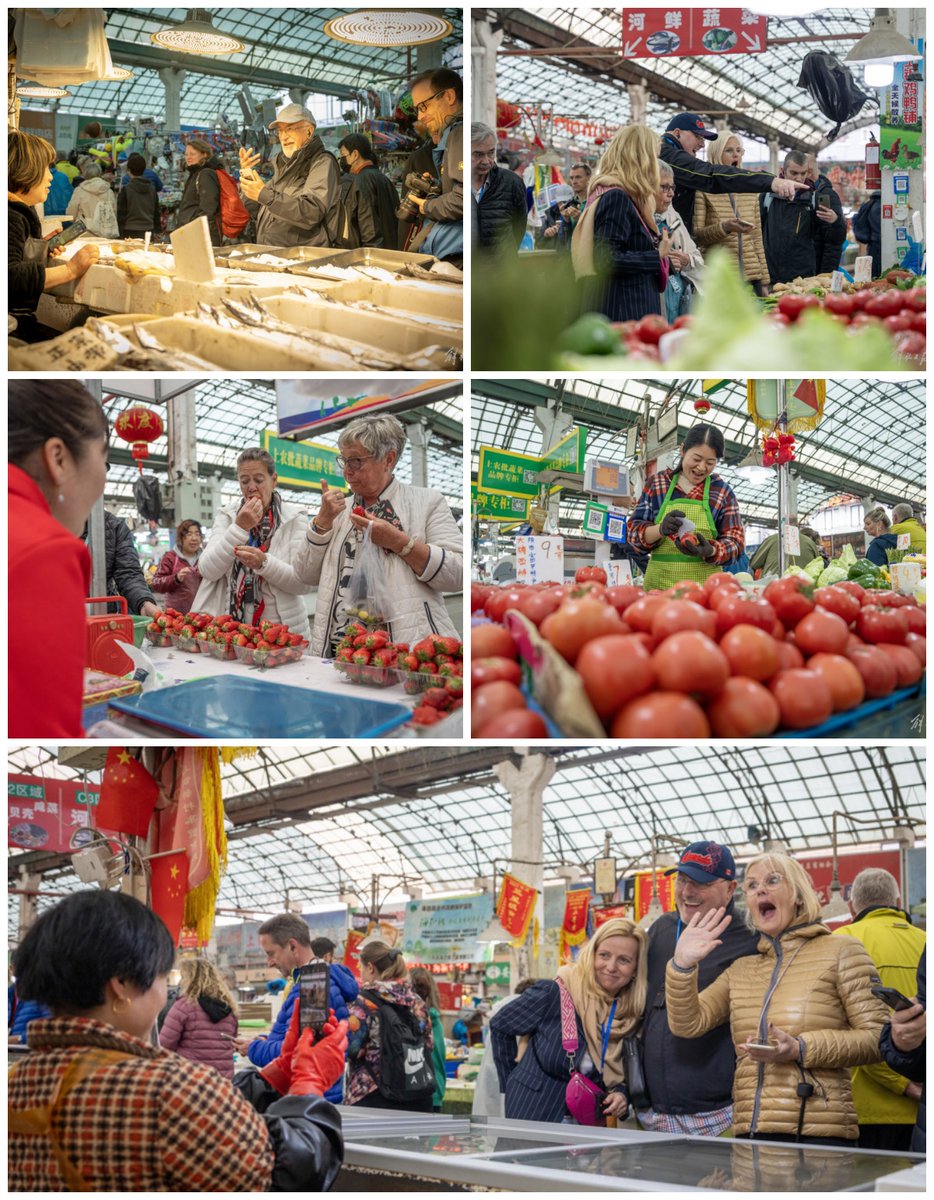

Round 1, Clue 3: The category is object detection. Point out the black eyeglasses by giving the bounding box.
[414,89,446,115]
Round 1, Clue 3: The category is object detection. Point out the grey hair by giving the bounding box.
[657,158,674,178]
[892,503,915,523]
[850,868,900,912]
[83,162,103,179]
[865,505,891,529]
[471,122,497,146]
[338,414,406,463]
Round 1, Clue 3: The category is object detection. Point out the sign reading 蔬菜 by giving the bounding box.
[621,8,767,59]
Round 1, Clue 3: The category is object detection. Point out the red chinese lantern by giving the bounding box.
[693,397,711,416]
[114,405,163,472]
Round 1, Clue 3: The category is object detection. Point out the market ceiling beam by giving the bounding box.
[487,9,814,152]
[106,39,358,99]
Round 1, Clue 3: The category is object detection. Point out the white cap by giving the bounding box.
[269,103,316,129]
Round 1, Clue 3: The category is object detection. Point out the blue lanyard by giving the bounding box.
[599,1000,617,1071]
[676,917,682,942]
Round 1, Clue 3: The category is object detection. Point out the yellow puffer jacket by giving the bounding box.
[833,906,927,1125]
[666,922,888,1140]
[692,190,769,286]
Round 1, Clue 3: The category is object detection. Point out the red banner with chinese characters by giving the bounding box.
[621,8,767,59]
[633,871,677,921]
[593,904,630,927]
[8,774,104,854]
[496,873,538,944]
[562,890,591,945]
[343,929,365,977]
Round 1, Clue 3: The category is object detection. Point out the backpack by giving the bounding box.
[90,197,120,239]
[198,167,250,239]
[362,989,435,1104]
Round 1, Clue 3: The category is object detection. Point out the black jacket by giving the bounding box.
[641,903,759,1116]
[234,1070,344,1191]
[579,187,663,322]
[760,176,844,285]
[117,177,160,237]
[9,201,47,323]
[853,191,882,278]
[82,511,155,615]
[353,164,400,250]
[472,164,528,254]
[660,133,776,236]
[879,949,925,1153]
[177,154,222,245]
[243,135,340,249]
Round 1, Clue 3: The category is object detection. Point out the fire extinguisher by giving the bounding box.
[865,134,881,191]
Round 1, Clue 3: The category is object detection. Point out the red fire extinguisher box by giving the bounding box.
[86,595,135,676]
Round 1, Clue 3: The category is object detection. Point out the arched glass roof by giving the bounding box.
[471,377,925,528]
[484,6,899,151]
[7,745,926,937]
[16,7,463,124]
[98,379,463,520]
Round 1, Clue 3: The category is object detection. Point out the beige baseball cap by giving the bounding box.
[269,103,316,129]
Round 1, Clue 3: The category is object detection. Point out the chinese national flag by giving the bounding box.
[150,850,190,945]
[792,379,820,411]
[96,748,159,838]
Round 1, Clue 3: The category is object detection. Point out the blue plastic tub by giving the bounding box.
[108,676,411,738]
[778,682,924,739]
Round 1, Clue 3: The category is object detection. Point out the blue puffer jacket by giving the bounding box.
[11,996,52,1039]
[247,963,360,1103]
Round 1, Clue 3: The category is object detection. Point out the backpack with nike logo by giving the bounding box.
[361,989,435,1104]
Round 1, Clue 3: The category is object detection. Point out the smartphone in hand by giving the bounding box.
[871,985,915,1011]
[46,220,87,252]
[298,962,330,1035]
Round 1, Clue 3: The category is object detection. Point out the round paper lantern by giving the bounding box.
[115,405,163,472]
[693,397,711,416]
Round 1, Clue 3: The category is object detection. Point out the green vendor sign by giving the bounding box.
[542,425,587,474]
[477,428,587,500]
[471,484,530,523]
[261,429,345,492]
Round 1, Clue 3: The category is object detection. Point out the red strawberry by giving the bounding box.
[413,637,435,663]
[410,705,443,726]
[352,649,371,666]
[417,661,438,675]
[353,505,367,517]
[423,687,450,710]
[364,631,390,649]
[431,635,461,657]
[371,649,397,668]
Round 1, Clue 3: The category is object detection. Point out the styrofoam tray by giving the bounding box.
[326,279,463,323]
[258,294,462,355]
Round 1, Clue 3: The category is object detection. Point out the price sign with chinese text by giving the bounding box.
[515,536,564,583]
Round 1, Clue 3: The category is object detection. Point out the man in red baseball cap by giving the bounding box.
[661,112,806,236]
[636,840,759,1137]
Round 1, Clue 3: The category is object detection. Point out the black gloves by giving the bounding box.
[680,531,716,560]
[659,509,686,538]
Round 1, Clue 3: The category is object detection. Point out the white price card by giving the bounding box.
[783,525,801,556]
[897,533,911,550]
[515,535,564,584]
[606,559,634,586]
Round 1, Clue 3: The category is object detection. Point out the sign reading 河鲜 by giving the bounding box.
[621,8,767,59]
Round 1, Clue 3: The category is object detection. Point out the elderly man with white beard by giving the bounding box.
[238,102,340,247]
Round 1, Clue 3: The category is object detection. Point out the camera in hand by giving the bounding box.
[298,962,330,1035]
[397,171,442,222]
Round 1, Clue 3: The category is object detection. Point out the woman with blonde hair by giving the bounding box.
[863,506,898,567]
[666,851,889,1146]
[9,130,99,342]
[692,131,769,295]
[572,125,671,321]
[490,918,647,1124]
[159,956,239,1079]
[346,942,435,1111]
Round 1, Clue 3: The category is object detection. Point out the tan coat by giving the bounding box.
[666,922,887,1140]
[693,190,769,285]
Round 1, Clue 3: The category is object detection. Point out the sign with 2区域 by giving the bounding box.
[621,8,767,59]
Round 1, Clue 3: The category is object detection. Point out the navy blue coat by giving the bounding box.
[866,532,898,567]
[579,188,662,322]
[490,980,624,1123]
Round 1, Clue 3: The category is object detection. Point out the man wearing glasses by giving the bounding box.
[238,102,340,247]
[637,841,758,1136]
[471,122,527,255]
[408,68,464,267]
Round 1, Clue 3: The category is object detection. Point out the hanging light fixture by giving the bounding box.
[150,9,244,55]
[324,10,453,48]
[17,81,70,98]
[103,66,134,82]
[845,9,921,68]
[734,447,773,485]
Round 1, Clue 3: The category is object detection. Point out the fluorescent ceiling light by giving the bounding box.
[150,8,244,55]
[17,81,70,97]
[324,10,453,47]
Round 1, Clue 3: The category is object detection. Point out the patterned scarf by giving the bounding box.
[329,487,405,650]
[229,493,281,623]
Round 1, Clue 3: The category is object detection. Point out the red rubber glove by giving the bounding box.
[259,994,304,1095]
[289,1019,349,1097]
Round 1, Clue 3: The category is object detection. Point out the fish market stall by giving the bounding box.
[333,1111,926,1192]
[11,234,463,372]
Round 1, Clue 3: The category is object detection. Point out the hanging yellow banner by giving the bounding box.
[747,380,826,434]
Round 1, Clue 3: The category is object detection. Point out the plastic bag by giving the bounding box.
[797,51,871,141]
[346,526,393,628]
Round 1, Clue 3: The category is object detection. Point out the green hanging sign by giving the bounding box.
[260,429,345,492]
[471,484,531,522]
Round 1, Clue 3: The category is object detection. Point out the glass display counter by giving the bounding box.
[338,1111,926,1192]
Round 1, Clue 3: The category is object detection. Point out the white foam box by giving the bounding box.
[326,278,464,323]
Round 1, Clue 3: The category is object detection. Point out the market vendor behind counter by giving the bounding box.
[9,131,99,342]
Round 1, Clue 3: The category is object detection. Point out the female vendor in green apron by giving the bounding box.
[628,425,745,590]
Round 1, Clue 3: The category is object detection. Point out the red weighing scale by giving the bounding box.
[86,595,135,675]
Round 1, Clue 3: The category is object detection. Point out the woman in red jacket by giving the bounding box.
[9,380,108,737]
[160,957,238,1079]
[151,519,203,614]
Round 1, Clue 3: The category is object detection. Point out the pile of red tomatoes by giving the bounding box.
[471,570,925,739]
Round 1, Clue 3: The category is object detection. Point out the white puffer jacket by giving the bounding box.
[193,499,312,639]
[65,177,118,235]
[294,478,462,656]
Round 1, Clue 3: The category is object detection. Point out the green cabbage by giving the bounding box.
[836,544,858,569]
[818,564,849,586]
[803,557,825,581]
